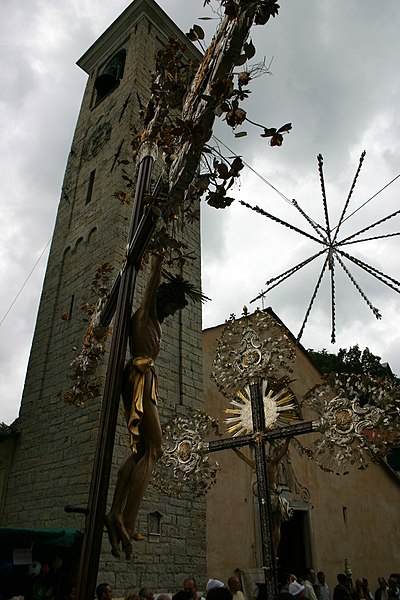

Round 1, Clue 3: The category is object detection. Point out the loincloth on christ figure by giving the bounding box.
[270,487,293,522]
[122,356,158,455]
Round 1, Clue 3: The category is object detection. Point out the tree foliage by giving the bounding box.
[308,344,397,381]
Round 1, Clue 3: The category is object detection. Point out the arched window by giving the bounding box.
[94,49,126,103]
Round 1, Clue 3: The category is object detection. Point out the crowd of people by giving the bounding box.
[93,570,400,600]
[277,569,400,600]
[95,575,252,600]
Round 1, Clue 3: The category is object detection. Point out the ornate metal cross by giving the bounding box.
[209,309,317,599]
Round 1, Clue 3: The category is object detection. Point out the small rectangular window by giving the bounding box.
[85,170,96,204]
[68,294,75,320]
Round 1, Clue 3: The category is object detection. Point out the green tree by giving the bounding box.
[308,344,396,379]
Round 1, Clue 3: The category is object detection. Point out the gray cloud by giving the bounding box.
[1,0,400,424]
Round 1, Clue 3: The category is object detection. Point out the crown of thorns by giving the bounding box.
[160,270,210,304]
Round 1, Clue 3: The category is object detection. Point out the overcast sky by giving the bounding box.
[1,0,399,424]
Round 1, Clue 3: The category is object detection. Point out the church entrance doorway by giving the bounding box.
[278,508,312,577]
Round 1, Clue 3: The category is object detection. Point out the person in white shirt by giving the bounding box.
[317,572,330,600]
[304,569,318,600]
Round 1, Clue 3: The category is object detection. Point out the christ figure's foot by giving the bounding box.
[105,513,121,558]
[105,512,133,559]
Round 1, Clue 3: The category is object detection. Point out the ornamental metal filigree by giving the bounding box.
[152,412,220,497]
[212,308,295,396]
[302,373,400,475]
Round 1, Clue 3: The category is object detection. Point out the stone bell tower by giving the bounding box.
[2,0,205,593]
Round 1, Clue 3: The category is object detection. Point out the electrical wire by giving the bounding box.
[213,135,400,231]
[213,135,294,205]
[0,239,51,328]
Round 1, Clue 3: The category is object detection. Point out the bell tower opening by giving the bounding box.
[94,48,126,103]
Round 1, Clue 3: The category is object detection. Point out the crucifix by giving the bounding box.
[75,146,159,600]
[72,3,285,598]
[208,409,315,599]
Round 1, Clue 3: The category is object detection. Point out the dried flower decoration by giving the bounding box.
[64,264,113,407]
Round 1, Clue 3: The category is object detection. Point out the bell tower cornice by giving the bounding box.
[77,0,200,74]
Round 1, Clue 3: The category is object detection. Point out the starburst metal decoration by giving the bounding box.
[225,381,298,436]
[152,412,220,497]
[212,308,295,396]
[249,152,400,342]
[301,373,400,475]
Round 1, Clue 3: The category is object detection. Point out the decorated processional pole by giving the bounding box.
[72,2,285,599]
[209,309,314,599]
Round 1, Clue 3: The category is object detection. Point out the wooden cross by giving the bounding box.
[75,154,159,600]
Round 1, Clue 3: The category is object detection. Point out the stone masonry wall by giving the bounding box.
[2,3,206,596]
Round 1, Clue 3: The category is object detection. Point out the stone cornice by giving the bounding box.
[77,0,200,74]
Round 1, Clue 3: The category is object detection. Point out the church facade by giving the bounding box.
[203,310,400,593]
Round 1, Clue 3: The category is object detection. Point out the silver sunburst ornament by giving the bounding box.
[212,308,295,396]
[152,412,220,497]
[225,381,298,436]
[302,373,400,475]
[250,152,400,344]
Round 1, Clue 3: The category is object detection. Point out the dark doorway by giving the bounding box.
[278,509,311,577]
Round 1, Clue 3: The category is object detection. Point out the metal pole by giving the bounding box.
[75,154,155,600]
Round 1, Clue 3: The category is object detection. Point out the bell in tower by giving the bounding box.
[94,48,126,100]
